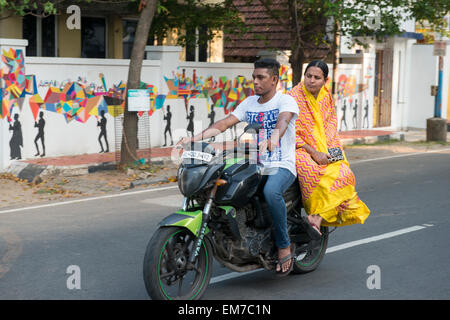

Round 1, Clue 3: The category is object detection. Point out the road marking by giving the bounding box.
[350,147,450,164]
[210,269,262,284]
[324,225,426,253]
[0,185,178,215]
[210,224,429,285]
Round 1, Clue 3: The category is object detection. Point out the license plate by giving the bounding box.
[181,151,213,162]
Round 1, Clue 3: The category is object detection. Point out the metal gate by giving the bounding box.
[114,112,152,165]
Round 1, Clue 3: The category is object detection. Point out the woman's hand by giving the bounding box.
[311,150,331,165]
[299,143,331,165]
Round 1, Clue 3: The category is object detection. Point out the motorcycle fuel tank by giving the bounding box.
[215,162,262,207]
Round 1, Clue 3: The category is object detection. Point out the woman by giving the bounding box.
[288,60,370,235]
[9,113,23,160]
[186,105,195,137]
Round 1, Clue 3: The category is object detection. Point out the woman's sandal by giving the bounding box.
[311,223,322,237]
[303,217,322,240]
[276,243,296,278]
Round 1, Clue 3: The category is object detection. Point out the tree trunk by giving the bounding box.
[331,20,340,102]
[120,0,158,165]
[287,0,305,87]
[289,47,305,87]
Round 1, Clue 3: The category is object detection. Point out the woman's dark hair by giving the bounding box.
[254,58,280,78]
[305,60,329,79]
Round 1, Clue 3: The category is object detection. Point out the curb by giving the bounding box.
[341,132,405,145]
[129,177,172,188]
[6,162,46,183]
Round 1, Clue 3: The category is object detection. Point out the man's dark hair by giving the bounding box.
[254,58,280,78]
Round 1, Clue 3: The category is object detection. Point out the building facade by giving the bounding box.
[1,5,449,172]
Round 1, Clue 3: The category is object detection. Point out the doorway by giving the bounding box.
[373,49,393,127]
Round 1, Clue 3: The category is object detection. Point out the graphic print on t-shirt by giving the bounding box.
[246,109,281,163]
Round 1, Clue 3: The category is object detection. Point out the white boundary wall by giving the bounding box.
[2,39,449,171]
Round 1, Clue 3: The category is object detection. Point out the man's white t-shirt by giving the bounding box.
[231,91,299,176]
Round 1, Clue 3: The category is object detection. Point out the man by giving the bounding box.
[9,113,23,160]
[163,105,173,146]
[178,58,299,276]
[97,110,109,153]
[34,111,46,157]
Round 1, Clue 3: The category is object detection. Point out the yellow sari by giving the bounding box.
[288,83,370,227]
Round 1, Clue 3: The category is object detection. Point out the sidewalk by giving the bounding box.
[4,129,432,182]
[339,129,405,145]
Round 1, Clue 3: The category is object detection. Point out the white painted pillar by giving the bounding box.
[145,45,182,95]
[362,41,376,129]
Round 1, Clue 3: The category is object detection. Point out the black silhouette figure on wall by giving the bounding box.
[352,99,358,129]
[186,105,195,137]
[208,105,215,127]
[97,110,109,153]
[363,100,369,128]
[9,114,23,160]
[208,105,216,142]
[340,99,348,131]
[34,111,46,157]
[163,105,173,146]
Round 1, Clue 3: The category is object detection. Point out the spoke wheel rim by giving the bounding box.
[158,230,209,300]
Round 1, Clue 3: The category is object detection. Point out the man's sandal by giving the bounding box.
[276,243,296,278]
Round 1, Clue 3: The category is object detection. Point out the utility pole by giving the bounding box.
[434,55,444,118]
[426,40,447,142]
[331,19,340,103]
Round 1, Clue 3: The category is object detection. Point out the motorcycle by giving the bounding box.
[143,124,329,300]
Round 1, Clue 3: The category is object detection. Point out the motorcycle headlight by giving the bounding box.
[177,165,208,197]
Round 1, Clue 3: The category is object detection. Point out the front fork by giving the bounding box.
[187,182,221,266]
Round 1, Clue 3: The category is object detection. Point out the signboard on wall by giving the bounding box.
[128,89,150,112]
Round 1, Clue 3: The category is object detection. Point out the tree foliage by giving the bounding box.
[150,0,246,48]
[256,0,450,84]
[1,0,243,164]
[0,0,58,18]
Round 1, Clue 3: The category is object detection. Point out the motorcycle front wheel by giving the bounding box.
[143,227,212,300]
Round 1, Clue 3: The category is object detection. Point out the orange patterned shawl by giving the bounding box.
[288,82,370,227]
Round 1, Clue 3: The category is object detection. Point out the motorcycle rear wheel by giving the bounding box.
[293,226,328,274]
[143,227,212,300]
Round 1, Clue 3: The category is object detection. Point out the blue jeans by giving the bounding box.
[262,167,296,249]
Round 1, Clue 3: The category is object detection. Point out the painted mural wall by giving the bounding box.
[0,46,262,168]
[335,63,374,131]
[1,44,378,171]
[303,62,374,132]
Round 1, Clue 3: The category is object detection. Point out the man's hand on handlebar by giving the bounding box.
[176,137,193,149]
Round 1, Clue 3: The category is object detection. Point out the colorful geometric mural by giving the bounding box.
[162,68,255,118]
[1,48,27,120]
[0,48,297,129]
[1,48,265,124]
